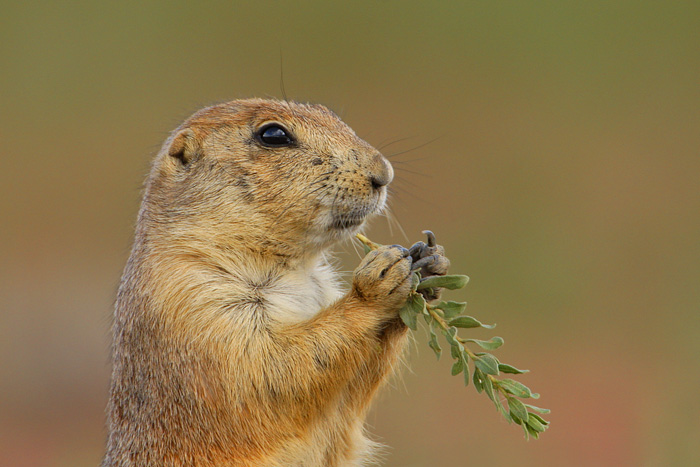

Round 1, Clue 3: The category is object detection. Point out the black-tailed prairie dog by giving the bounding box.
[102,98,448,466]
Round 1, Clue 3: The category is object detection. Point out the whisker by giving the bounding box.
[279,49,288,102]
[384,208,409,243]
[390,155,433,164]
[393,166,431,178]
[388,184,429,205]
[309,176,331,187]
[378,136,414,152]
[310,171,334,182]
[385,135,443,160]
[383,211,394,237]
[307,184,329,196]
[348,234,363,260]
[392,175,422,190]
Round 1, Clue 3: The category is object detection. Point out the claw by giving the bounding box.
[412,254,438,271]
[408,241,426,261]
[422,230,436,248]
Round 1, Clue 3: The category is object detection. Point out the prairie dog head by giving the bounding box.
[144,98,393,256]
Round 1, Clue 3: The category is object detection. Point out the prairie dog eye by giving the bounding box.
[256,123,295,147]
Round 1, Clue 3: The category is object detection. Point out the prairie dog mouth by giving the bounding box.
[331,214,365,230]
[322,184,387,233]
[330,205,376,230]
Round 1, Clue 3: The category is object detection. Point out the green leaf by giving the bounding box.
[527,413,548,432]
[398,300,417,332]
[526,423,540,439]
[486,385,509,423]
[450,342,461,359]
[451,357,464,376]
[524,404,551,415]
[410,272,421,292]
[399,293,425,330]
[435,301,467,319]
[362,243,372,255]
[458,351,470,386]
[483,374,496,403]
[428,325,441,360]
[474,353,500,375]
[412,292,427,314]
[508,397,529,423]
[447,316,481,328]
[399,306,417,330]
[498,379,533,399]
[473,368,485,393]
[530,413,549,426]
[498,363,529,374]
[445,327,461,347]
[512,413,523,426]
[465,336,504,350]
[416,274,469,291]
[498,403,513,423]
[491,383,506,413]
[448,315,496,329]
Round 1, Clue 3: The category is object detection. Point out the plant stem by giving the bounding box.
[355,233,380,251]
[425,303,478,360]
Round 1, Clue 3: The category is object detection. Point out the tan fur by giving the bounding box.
[102,99,415,466]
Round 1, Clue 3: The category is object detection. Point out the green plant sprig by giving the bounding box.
[356,232,550,439]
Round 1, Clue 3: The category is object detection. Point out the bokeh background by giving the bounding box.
[2,2,699,466]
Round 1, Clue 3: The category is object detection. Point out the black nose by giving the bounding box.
[368,156,393,190]
[370,174,389,190]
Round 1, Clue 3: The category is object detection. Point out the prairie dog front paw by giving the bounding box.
[352,245,413,310]
[409,230,450,301]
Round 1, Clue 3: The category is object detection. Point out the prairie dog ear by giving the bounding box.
[168,128,200,165]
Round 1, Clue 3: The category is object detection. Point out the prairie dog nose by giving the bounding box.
[368,155,393,190]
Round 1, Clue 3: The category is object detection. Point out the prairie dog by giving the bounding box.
[102,98,447,466]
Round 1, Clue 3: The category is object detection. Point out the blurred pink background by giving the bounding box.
[1,2,699,466]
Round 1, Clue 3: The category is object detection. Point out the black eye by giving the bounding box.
[256,124,295,147]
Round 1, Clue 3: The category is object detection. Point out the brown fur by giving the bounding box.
[102,99,416,466]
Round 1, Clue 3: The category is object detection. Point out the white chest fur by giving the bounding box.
[261,260,343,324]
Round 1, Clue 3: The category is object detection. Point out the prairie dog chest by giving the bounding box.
[260,262,342,324]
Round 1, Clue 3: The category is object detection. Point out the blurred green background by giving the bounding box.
[1,1,699,466]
